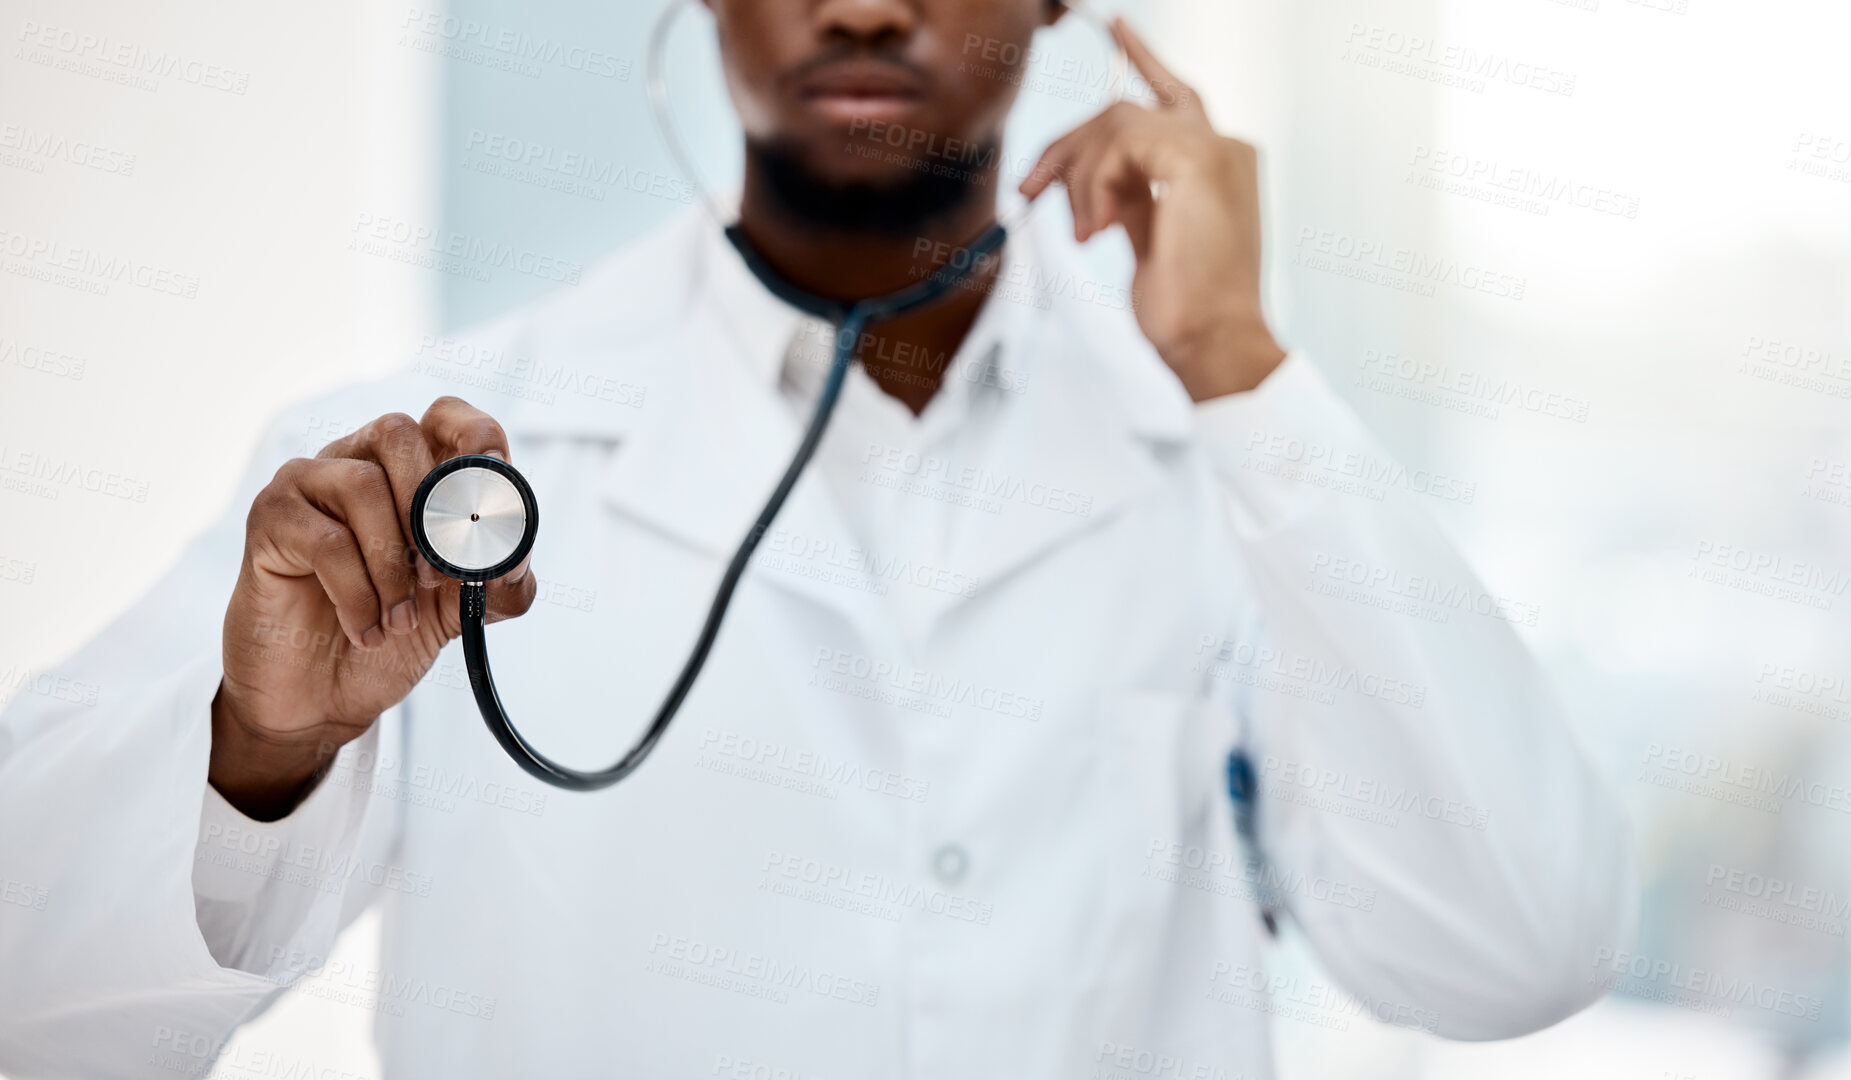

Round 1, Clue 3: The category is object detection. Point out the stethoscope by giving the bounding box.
[408,0,1128,792]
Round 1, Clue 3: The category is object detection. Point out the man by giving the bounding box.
[0,1,1635,1077]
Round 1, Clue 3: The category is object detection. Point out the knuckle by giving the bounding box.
[424,395,473,423]
[272,456,312,485]
[312,520,353,561]
[467,417,508,451]
[342,458,393,502]
[495,572,538,617]
[373,411,421,444]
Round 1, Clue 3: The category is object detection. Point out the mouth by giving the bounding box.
[797,59,926,124]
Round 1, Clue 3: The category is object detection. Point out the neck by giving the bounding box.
[735,161,1003,417]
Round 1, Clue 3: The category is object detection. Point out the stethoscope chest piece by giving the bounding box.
[410,454,538,582]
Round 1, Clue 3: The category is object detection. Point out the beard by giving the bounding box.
[746,134,997,237]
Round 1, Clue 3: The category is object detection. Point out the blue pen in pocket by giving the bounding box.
[1227,749,1279,937]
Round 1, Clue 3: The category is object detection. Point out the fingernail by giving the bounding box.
[482,449,506,461]
[362,625,385,649]
[388,600,417,633]
[415,554,441,588]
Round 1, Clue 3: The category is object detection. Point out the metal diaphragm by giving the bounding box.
[409,455,538,582]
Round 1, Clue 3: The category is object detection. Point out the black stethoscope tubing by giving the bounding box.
[416,222,1009,791]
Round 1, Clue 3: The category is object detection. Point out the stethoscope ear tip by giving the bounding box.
[410,455,539,583]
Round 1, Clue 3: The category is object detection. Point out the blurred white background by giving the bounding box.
[3,0,1850,1077]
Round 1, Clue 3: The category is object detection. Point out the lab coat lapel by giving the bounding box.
[511,215,880,629]
[928,239,1196,619]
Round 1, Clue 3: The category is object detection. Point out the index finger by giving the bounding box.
[420,395,512,462]
[1111,17,1199,115]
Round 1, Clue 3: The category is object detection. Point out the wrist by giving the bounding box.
[1171,318,1287,402]
[208,684,349,821]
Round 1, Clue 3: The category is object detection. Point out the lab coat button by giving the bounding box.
[932,843,969,885]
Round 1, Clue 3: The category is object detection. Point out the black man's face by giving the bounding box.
[706,0,1061,192]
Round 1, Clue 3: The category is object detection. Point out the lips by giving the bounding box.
[797,59,925,123]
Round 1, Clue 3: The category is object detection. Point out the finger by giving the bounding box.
[420,396,511,461]
[1112,17,1199,115]
[1057,106,1143,239]
[1066,136,1118,241]
[1084,140,1151,252]
[483,553,538,624]
[1021,109,1122,230]
[318,412,438,585]
[1020,127,1087,201]
[250,482,385,650]
[290,458,422,636]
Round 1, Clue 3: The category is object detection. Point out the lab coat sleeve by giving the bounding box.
[1192,350,1638,1040]
[0,404,400,1080]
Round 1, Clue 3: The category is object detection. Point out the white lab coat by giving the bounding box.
[0,208,1635,1079]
